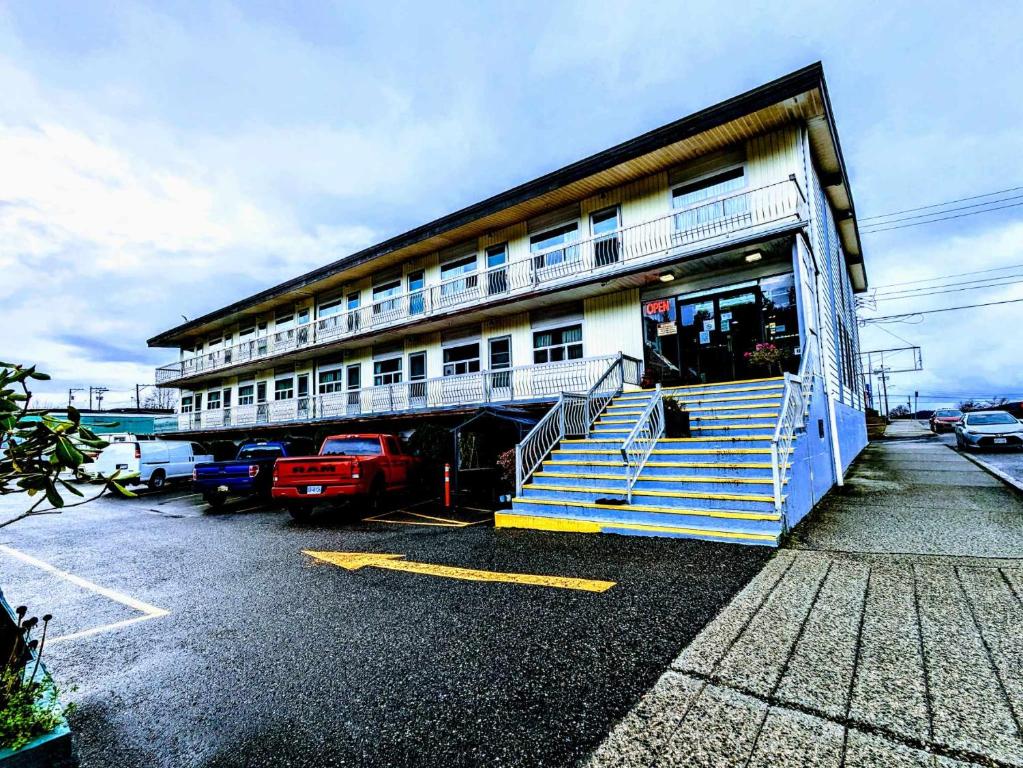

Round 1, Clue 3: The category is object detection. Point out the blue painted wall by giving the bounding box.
[782,373,838,530]
[833,399,868,472]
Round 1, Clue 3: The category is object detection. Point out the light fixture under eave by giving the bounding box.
[744,252,763,263]
[658,272,675,283]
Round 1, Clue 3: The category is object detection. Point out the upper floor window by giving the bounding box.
[238,382,255,406]
[485,244,509,294]
[274,309,295,331]
[180,395,194,414]
[207,390,222,410]
[440,255,478,297]
[373,280,402,315]
[443,342,481,376]
[533,324,583,364]
[530,223,579,270]
[671,167,748,231]
[318,294,345,318]
[590,206,621,266]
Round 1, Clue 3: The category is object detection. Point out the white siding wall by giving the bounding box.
[583,288,642,360]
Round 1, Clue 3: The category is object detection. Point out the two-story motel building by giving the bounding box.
[149,63,868,545]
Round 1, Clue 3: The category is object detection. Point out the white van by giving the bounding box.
[88,440,212,489]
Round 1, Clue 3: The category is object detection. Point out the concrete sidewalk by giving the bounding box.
[586,433,1023,767]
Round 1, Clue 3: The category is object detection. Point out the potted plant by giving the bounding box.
[662,396,690,438]
[0,596,73,765]
[744,342,786,376]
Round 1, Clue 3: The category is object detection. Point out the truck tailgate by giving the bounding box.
[274,456,357,485]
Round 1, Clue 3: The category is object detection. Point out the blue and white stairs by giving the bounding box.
[497,377,790,546]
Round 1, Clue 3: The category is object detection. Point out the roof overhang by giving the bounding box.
[149,61,866,348]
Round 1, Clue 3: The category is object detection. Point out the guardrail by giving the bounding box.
[620,384,665,503]
[157,354,623,434]
[156,178,805,385]
[514,353,641,495]
[770,337,819,522]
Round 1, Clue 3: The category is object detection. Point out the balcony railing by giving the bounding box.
[157,354,636,433]
[156,177,804,385]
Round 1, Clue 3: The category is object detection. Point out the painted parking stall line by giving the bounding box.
[304,550,616,593]
[0,543,169,643]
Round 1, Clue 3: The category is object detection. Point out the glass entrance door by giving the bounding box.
[677,289,763,383]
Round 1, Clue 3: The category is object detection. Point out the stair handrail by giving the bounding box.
[515,354,637,496]
[620,384,666,504]
[770,337,820,520]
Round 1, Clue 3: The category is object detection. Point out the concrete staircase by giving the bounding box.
[498,377,788,546]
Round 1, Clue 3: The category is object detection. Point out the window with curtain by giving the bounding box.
[318,368,344,394]
[440,255,478,297]
[671,167,748,232]
[530,223,579,270]
[238,383,255,405]
[372,280,402,315]
[373,357,402,386]
[533,324,583,364]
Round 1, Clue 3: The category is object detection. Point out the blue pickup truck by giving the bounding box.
[192,440,314,508]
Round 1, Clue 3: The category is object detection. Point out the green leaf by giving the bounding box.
[67,405,81,424]
[107,480,136,498]
[28,370,51,381]
[59,478,85,497]
[54,437,85,468]
[44,482,64,508]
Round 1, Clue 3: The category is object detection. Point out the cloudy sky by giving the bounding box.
[1,1,1022,410]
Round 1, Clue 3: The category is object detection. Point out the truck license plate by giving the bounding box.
[995,437,1007,444]
[306,485,323,495]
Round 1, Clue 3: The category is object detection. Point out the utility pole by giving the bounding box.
[67,387,84,409]
[136,384,143,409]
[914,390,919,419]
[876,367,891,418]
[89,386,109,411]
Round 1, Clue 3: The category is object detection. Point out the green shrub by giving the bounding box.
[0,668,68,751]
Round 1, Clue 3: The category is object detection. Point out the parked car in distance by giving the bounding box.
[192,439,315,508]
[87,440,212,489]
[271,434,420,521]
[954,410,1023,451]
[930,409,963,433]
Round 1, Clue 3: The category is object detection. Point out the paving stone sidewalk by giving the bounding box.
[585,433,1023,767]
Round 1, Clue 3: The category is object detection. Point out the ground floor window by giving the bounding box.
[374,357,402,386]
[207,390,222,410]
[238,383,254,405]
[533,324,583,364]
[443,342,481,376]
[180,395,193,413]
[319,368,344,394]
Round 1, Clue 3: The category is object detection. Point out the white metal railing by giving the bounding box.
[770,337,820,522]
[155,178,805,385]
[514,353,641,495]
[157,355,624,434]
[620,384,666,503]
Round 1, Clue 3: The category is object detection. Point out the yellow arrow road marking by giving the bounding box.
[303,550,615,593]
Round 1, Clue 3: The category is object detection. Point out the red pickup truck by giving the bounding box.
[271,433,420,521]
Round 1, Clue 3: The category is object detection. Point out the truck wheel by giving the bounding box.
[288,505,312,522]
[366,478,385,516]
[148,470,166,491]
[204,491,226,509]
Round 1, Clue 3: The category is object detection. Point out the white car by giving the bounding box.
[88,440,213,489]
[954,410,1023,451]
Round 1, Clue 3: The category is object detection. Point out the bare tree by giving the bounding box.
[142,387,178,410]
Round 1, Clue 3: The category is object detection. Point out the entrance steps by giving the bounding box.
[498,376,788,546]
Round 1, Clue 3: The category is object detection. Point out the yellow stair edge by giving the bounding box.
[510,496,781,521]
[525,483,777,503]
[533,471,777,486]
[495,512,779,542]
[553,448,788,455]
[563,436,776,443]
[605,403,783,415]
[543,460,784,470]
[598,411,778,424]
[607,394,782,408]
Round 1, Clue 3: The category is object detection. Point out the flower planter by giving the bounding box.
[0,590,73,768]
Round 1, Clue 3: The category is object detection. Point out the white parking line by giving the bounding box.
[0,544,169,644]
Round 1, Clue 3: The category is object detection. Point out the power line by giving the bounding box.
[860,297,1023,324]
[860,200,1023,234]
[860,185,1023,222]
[869,262,1023,290]
[873,273,1023,297]
[872,277,1023,302]
[861,191,1023,230]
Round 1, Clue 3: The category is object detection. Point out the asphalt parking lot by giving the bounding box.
[0,486,770,768]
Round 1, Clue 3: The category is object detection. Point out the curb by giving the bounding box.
[951,445,1023,495]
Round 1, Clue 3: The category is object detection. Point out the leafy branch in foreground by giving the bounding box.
[0,362,135,527]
